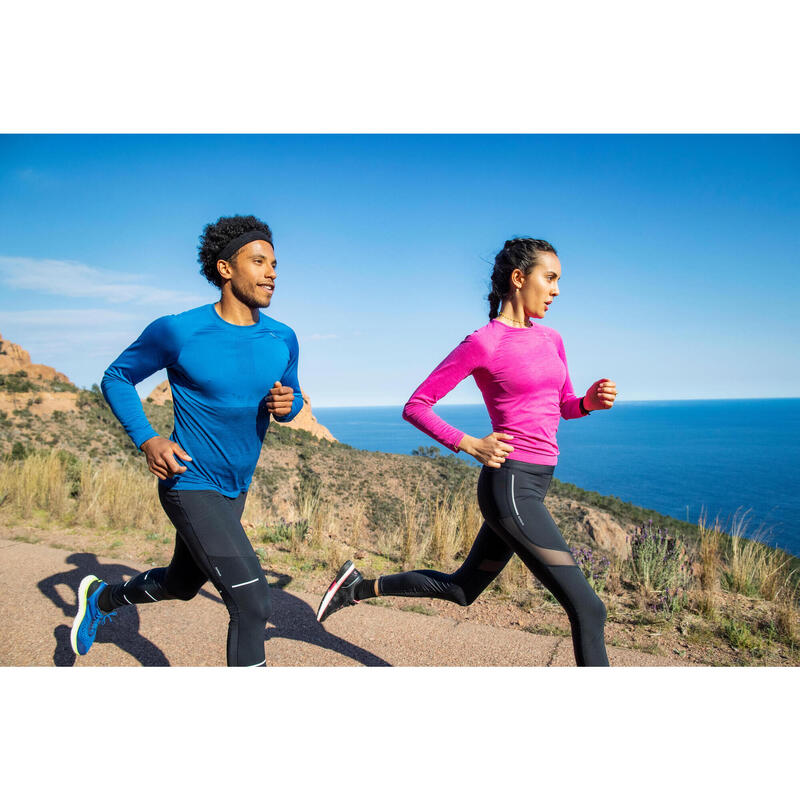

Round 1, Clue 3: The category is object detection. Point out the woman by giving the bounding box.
[316,238,617,666]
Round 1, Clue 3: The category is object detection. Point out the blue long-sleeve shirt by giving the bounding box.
[101,303,303,497]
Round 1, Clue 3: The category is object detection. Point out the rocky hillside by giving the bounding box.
[0,333,72,384]
[0,333,78,419]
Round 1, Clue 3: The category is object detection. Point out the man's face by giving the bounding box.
[220,240,277,308]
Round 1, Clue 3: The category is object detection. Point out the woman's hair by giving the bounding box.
[197,214,273,288]
[487,237,557,319]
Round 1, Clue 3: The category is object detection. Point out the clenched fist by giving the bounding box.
[583,378,617,411]
[266,380,295,417]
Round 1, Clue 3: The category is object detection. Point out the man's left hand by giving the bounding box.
[266,381,295,417]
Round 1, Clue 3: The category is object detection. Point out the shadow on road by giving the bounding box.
[38,553,171,666]
[264,568,391,666]
[38,553,390,667]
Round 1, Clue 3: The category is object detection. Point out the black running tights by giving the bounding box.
[377,461,609,666]
[101,486,271,667]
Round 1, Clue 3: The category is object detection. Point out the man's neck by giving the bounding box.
[215,292,260,326]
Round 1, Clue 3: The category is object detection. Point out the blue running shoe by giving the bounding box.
[71,575,116,656]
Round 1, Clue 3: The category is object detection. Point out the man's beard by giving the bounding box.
[230,280,270,309]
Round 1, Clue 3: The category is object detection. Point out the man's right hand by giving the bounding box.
[140,436,193,480]
[457,432,514,468]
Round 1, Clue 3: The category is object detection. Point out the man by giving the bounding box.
[71,215,303,666]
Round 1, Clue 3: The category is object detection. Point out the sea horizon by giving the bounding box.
[314,396,800,408]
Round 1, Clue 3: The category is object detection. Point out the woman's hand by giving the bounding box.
[140,436,193,480]
[584,378,617,411]
[458,432,514,468]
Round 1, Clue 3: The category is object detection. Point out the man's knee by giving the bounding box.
[162,574,204,602]
[166,585,202,602]
[233,583,272,623]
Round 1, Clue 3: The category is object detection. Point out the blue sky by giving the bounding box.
[1,134,798,407]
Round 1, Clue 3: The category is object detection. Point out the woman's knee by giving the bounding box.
[459,585,482,606]
[585,592,607,627]
[450,561,503,606]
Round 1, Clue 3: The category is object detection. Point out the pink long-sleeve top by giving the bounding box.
[402,318,587,466]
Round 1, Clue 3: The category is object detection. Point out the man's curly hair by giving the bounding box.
[197,215,273,288]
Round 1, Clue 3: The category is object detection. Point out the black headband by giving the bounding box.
[217,230,273,262]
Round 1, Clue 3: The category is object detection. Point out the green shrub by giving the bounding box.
[260,519,308,544]
[721,617,765,656]
[411,445,441,458]
[627,521,691,615]
[0,372,37,393]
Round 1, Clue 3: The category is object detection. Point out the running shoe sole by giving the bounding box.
[71,574,98,656]
[316,560,356,622]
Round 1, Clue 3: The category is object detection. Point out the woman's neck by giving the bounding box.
[495,300,531,327]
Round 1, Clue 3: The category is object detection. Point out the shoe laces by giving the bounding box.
[89,609,117,635]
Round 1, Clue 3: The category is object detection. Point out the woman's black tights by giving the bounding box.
[377,461,609,666]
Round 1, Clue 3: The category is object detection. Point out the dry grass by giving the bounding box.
[427,489,461,566]
[0,451,72,519]
[76,461,170,533]
[423,480,483,567]
[295,483,320,523]
[697,514,723,592]
[399,480,423,569]
[242,491,272,533]
[688,588,719,620]
[452,483,484,558]
[773,590,799,645]
[0,451,169,534]
[295,484,326,549]
[721,511,795,601]
[347,497,366,551]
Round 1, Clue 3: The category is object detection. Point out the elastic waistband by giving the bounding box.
[492,459,555,476]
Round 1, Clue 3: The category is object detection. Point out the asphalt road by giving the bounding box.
[0,537,685,667]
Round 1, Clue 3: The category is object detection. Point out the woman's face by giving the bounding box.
[515,251,561,319]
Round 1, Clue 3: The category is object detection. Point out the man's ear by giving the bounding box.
[217,259,232,281]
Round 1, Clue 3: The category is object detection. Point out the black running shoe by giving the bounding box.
[316,560,363,623]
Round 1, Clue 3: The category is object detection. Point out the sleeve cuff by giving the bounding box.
[133,426,160,450]
[273,393,304,423]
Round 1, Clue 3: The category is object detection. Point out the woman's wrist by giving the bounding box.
[579,397,591,415]
[457,433,475,455]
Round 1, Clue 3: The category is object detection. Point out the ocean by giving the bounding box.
[313,399,800,557]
